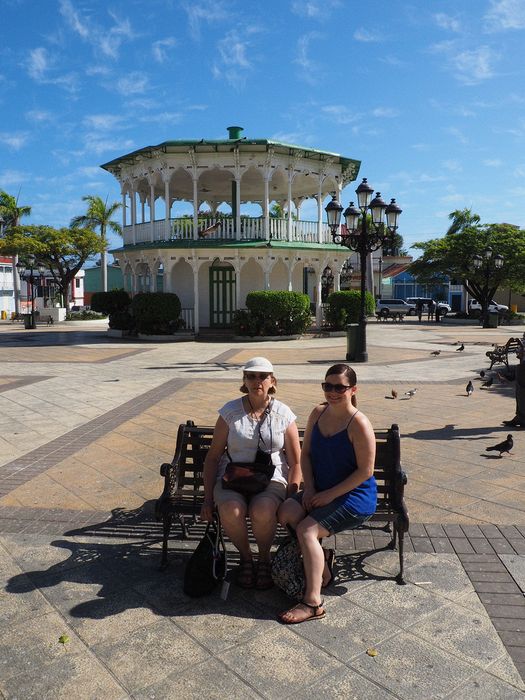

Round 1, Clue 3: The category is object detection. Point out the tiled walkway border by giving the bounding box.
[0,377,188,499]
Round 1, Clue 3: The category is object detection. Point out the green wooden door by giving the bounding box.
[209,266,236,327]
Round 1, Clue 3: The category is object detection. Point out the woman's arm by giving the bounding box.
[309,413,376,508]
[283,420,302,496]
[200,416,229,521]
[300,407,323,509]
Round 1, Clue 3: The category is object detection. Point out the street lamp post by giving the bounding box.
[16,255,45,329]
[325,178,401,362]
[472,247,504,328]
[377,256,383,300]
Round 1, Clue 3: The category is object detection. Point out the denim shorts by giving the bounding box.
[291,492,371,535]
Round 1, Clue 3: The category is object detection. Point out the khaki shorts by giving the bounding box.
[213,479,287,509]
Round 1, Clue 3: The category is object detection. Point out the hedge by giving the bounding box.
[91,289,131,315]
[326,290,375,329]
[130,292,182,335]
[233,291,311,336]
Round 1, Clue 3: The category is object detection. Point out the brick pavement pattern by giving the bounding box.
[0,319,524,698]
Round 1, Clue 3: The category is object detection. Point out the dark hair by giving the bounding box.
[240,375,277,394]
[325,363,357,407]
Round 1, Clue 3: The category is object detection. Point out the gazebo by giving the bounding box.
[103,126,362,332]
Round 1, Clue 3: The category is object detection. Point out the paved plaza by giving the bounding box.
[1,318,525,699]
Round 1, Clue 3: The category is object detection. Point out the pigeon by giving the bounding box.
[456,343,465,352]
[404,388,417,398]
[481,377,494,389]
[486,434,513,457]
[466,380,474,396]
[480,370,486,378]
[391,389,398,399]
[431,350,441,356]
[198,221,221,238]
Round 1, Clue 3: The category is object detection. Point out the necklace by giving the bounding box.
[246,396,269,419]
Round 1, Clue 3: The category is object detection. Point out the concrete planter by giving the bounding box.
[107,328,130,338]
[137,332,194,342]
[232,334,302,342]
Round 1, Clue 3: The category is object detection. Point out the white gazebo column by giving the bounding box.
[191,258,200,333]
[140,195,146,224]
[235,178,241,240]
[263,175,270,242]
[233,259,242,309]
[192,176,199,240]
[334,266,341,292]
[287,261,293,291]
[163,175,170,239]
[287,174,293,242]
[315,267,323,329]
[121,190,127,227]
[149,180,156,225]
[317,180,323,243]
[130,188,137,244]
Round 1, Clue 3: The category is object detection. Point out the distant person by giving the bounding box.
[427,299,435,321]
[502,340,525,428]
[415,299,424,323]
[435,303,441,323]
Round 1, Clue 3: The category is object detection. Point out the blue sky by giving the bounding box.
[1,0,525,255]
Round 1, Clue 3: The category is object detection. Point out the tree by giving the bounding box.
[0,190,32,315]
[70,195,122,292]
[446,208,481,235]
[0,225,105,307]
[410,215,525,326]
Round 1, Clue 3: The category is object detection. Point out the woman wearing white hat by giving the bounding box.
[201,356,301,590]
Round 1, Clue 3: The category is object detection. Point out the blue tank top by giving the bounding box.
[310,413,377,517]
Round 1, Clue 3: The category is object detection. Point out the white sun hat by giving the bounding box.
[242,357,274,373]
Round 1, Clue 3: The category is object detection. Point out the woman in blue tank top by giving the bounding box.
[277,364,377,624]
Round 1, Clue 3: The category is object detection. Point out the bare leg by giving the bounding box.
[249,496,279,562]
[218,499,252,561]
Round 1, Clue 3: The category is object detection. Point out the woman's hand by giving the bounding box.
[200,500,214,522]
[302,487,317,512]
[309,490,334,509]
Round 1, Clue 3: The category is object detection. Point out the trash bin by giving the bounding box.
[511,304,518,314]
[346,323,360,361]
[487,311,499,328]
[23,314,33,329]
[0,310,6,320]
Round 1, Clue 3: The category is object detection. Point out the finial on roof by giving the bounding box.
[227,125,244,139]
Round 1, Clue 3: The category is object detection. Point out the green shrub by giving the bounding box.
[65,310,107,320]
[91,289,131,315]
[108,310,135,331]
[235,291,311,336]
[326,291,375,329]
[130,292,182,335]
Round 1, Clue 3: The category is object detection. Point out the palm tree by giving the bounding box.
[0,190,32,315]
[446,208,480,236]
[71,195,122,292]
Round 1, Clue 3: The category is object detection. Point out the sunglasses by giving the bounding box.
[321,382,353,394]
[245,372,271,381]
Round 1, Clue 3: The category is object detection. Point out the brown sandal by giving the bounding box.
[322,548,335,588]
[236,560,255,588]
[278,600,326,625]
[255,561,274,590]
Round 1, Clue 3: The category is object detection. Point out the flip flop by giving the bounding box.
[236,560,255,588]
[255,561,274,590]
[278,600,326,624]
[322,548,335,588]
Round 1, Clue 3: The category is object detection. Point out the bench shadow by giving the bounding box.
[5,503,394,623]
[404,423,513,440]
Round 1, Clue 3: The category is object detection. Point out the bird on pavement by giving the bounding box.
[391,389,398,399]
[486,434,513,457]
[404,388,417,398]
[481,377,494,389]
[430,350,441,356]
[466,380,474,397]
[456,343,465,352]
[480,370,486,378]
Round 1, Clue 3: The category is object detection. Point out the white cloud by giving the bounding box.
[484,158,503,167]
[25,110,53,123]
[115,72,150,95]
[294,32,324,85]
[442,159,463,172]
[322,105,362,125]
[217,31,251,69]
[371,107,400,118]
[138,112,182,125]
[484,0,525,30]
[453,46,498,84]
[353,28,381,42]
[82,135,136,156]
[152,38,176,64]
[0,170,28,187]
[434,13,461,32]
[27,47,51,80]
[445,126,468,144]
[291,1,341,19]
[0,132,29,150]
[182,0,229,40]
[83,114,125,131]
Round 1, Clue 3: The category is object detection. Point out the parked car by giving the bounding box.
[376,299,416,316]
[406,297,451,316]
[468,299,508,314]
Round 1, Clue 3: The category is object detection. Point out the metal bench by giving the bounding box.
[376,309,406,322]
[155,421,409,584]
[486,337,521,369]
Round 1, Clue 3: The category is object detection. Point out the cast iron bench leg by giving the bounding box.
[396,526,406,585]
[160,514,172,570]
